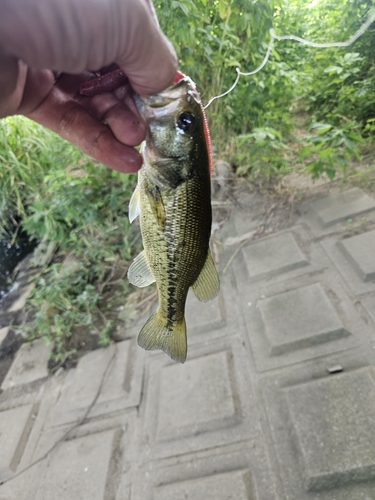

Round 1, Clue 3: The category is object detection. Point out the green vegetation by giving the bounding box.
[156,0,375,178]
[1,0,374,363]
[0,117,140,363]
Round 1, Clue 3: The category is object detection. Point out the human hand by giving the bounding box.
[0,0,177,173]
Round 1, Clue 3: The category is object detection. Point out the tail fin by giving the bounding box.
[137,312,187,363]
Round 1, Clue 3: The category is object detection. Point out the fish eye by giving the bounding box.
[177,112,195,133]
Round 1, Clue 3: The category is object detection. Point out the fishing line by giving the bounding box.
[204,38,274,109]
[270,7,375,48]
[204,7,375,109]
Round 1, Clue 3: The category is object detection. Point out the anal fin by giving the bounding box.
[192,249,220,302]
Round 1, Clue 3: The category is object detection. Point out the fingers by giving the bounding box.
[27,87,144,173]
[84,93,146,146]
[56,71,147,147]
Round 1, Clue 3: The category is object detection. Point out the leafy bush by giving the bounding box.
[299,122,362,179]
[156,0,292,135]
[1,116,140,362]
[232,127,291,179]
[155,0,375,181]
[20,182,141,363]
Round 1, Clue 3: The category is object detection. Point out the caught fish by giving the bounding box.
[128,72,220,363]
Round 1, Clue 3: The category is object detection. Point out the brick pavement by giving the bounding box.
[0,186,375,499]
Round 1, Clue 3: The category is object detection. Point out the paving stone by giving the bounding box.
[285,368,375,491]
[258,283,348,355]
[0,404,34,480]
[0,462,44,500]
[0,326,9,344]
[226,233,368,370]
[362,296,375,326]
[261,354,375,500]
[156,350,240,441]
[51,340,143,426]
[185,290,226,335]
[147,440,278,500]
[153,469,255,500]
[36,429,117,500]
[128,438,278,500]
[143,336,257,459]
[338,229,375,282]
[1,339,52,390]
[9,374,64,474]
[233,206,261,236]
[309,188,375,227]
[321,236,375,295]
[242,231,309,281]
[230,224,330,297]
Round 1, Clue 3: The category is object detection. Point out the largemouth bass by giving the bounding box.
[128,72,220,363]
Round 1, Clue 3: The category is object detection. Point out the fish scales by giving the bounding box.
[139,168,211,325]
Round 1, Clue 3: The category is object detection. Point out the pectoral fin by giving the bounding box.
[129,183,141,223]
[128,250,155,287]
[192,250,220,302]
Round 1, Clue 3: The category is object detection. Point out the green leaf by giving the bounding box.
[318,147,334,160]
[310,123,333,135]
[325,168,336,180]
[218,0,230,19]
[324,66,343,74]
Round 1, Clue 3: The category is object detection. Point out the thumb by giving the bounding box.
[115,0,178,95]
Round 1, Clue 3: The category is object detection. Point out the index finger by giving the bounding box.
[27,87,143,173]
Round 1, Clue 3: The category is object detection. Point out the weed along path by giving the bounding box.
[1,178,375,499]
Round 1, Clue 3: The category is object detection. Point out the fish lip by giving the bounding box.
[133,77,199,120]
[133,93,182,121]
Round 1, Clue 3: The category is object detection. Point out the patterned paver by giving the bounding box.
[258,282,348,355]
[1,339,52,390]
[1,186,375,500]
[309,187,375,227]
[338,229,375,282]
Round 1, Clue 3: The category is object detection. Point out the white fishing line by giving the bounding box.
[270,7,375,48]
[204,38,274,109]
[204,69,240,109]
[204,7,375,109]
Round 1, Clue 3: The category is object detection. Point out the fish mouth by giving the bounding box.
[133,76,199,121]
[133,92,181,121]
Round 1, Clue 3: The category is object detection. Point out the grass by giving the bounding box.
[1,116,140,365]
[0,117,85,227]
